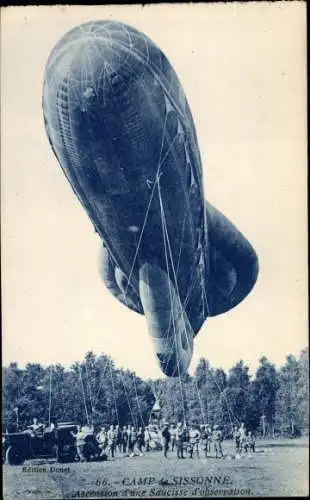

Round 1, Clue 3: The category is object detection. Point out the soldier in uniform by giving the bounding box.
[201,425,208,458]
[128,426,137,457]
[28,417,45,455]
[170,424,177,452]
[115,424,122,454]
[212,425,224,458]
[72,425,87,462]
[239,422,247,452]
[136,427,145,456]
[121,426,128,454]
[96,426,108,457]
[28,417,44,436]
[176,422,185,459]
[107,425,116,458]
[233,425,241,453]
[244,431,255,453]
[161,423,171,458]
[144,426,151,452]
[188,425,201,459]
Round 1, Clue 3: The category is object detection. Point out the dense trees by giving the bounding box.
[2,348,308,437]
[275,349,309,436]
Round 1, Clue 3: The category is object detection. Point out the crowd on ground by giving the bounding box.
[13,418,256,462]
[69,420,255,461]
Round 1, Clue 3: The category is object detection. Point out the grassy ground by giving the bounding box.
[3,438,309,499]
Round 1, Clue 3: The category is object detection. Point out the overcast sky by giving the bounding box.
[1,3,307,380]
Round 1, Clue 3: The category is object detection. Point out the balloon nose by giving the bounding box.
[45,29,134,112]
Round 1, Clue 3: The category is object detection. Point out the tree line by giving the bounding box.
[2,347,308,437]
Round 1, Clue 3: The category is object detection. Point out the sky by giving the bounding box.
[1,3,307,380]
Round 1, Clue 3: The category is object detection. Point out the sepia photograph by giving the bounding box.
[1,3,308,498]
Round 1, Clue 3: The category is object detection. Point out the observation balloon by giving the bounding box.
[42,21,258,377]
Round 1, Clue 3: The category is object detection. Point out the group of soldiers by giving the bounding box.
[160,422,224,459]
[17,418,256,462]
[160,422,255,459]
[72,422,225,461]
[232,422,256,454]
[79,421,255,461]
[86,424,147,460]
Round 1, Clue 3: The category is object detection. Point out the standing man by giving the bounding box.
[201,425,212,458]
[233,425,241,453]
[212,425,224,459]
[96,426,108,458]
[121,426,128,454]
[107,425,116,458]
[201,425,208,458]
[176,422,185,459]
[131,426,137,457]
[206,425,212,456]
[244,431,255,453]
[239,422,247,453]
[128,426,137,457]
[170,424,177,452]
[127,425,133,456]
[136,427,145,456]
[161,422,171,458]
[71,425,87,462]
[188,425,201,459]
[144,426,151,452]
[115,424,122,454]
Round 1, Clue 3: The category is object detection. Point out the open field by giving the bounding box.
[3,438,309,499]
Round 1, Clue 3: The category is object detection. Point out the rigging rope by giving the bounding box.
[132,374,146,428]
[107,89,210,427]
[118,369,137,428]
[108,358,120,426]
[158,177,211,427]
[123,107,170,299]
[48,366,53,426]
[158,180,188,378]
[192,375,207,425]
[210,369,240,429]
[78,363,90,426]
[85,360,94,424]
[93,356,110,409]
[157,179,186,422]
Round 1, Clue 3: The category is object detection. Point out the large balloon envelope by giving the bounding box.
[42,21,258,377]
